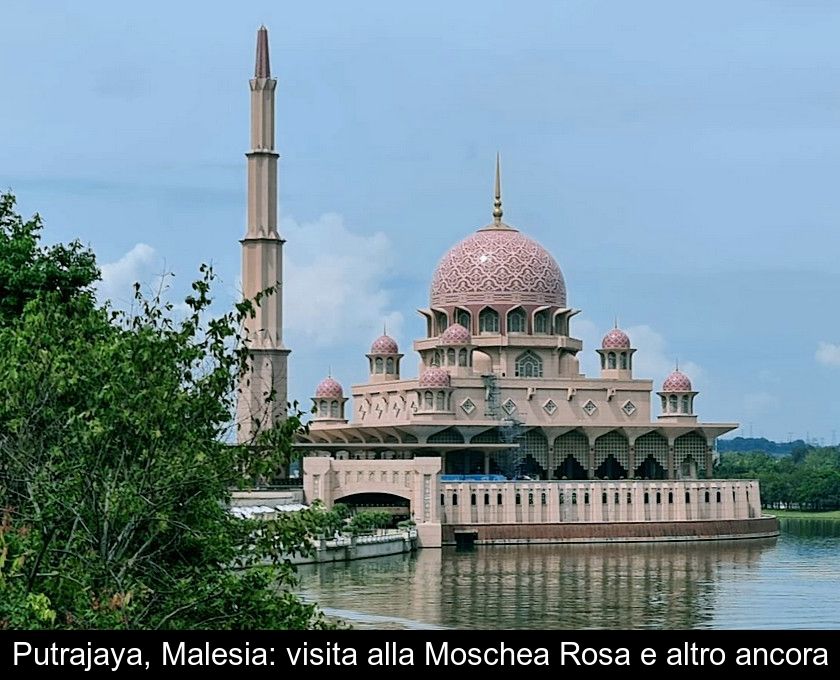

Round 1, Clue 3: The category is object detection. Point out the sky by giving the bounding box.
[2,0,840,443]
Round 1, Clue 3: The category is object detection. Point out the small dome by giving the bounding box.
[602,327,631,349]
[370,334,399,354]
[662,370,692,392]
[315,376,344,398]
[439,323,471,345]
[418,366,451,388]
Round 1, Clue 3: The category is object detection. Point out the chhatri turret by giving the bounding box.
[237,26,290,442]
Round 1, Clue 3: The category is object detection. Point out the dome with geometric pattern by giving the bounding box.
[315,376,344,398]
[661,370,692,392]
[430,226,566,308]
[602,327,631,349]
[370,334,399,354]
[418,366,451,388]
[439,323,471,345]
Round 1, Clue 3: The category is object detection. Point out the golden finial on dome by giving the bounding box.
[492,152,503,225]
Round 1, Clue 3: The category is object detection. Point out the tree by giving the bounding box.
[0,193,330,629]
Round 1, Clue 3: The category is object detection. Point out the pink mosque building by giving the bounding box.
[237,28,779,548]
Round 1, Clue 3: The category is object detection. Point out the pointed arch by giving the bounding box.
[507,306,526,333]
[514,350,543,378]
[593,430,629,480]
[478,307,499,334]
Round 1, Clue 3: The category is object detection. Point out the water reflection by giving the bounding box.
[302,539,777,629]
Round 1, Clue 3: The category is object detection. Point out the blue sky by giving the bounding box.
[3,1,840,443]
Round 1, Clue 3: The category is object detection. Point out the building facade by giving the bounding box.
[237,28,778,547]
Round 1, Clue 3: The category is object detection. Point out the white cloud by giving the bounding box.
[816,341,840,368]
[282,213,403,348]
[96,243,159,306]
[572,319,703,389]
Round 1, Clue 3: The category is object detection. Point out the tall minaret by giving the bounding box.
[237,26,290,443]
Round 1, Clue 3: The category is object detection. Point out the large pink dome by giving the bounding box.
[429,226,566,308]
[315,376,344,398]
[662,370,692,392]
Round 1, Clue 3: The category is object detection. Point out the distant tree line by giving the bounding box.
[717,437,809,456]
[717,448,840,510]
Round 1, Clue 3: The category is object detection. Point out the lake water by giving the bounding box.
[297,520,840,629]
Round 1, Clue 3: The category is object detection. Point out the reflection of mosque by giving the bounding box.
[299,540,776,629]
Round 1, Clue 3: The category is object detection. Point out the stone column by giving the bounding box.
[627,444,636,479]
[705,446,714,479]
[587,446,595,479]
[667,445,675,480]
[483,451,490,475]
[546,445,555,480]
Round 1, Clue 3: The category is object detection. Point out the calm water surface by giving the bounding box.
[297,520,840,629]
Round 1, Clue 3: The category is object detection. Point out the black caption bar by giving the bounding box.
[1,630,836,676]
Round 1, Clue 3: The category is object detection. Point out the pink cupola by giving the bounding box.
[434,322,473,375]
[312,375,348,423]
[657,366,698,420]
[415,366,453,415]
[596,323,635,379]
[366,330,403,384]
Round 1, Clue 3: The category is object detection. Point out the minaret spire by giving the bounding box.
[237,26,290,444]
[255,25,270,78]
[492,152,503,225]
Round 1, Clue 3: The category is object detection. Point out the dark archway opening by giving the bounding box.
[594,455,628,480]
[553,454,588,480]
[334,492,410,526]
[634,455,666,480]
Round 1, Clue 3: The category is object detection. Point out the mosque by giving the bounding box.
[237,27,779,547]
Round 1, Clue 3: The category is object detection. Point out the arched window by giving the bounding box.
[515,351,543,378]
[608,352,617,369]
[386,357,395,373]
[435,311,448,334]
[669,395,678,412]
[433,350,442,366]
[458,348,468,366]
[374,357,384,373]
[436,391,446,410]
[479,308,499,334]
[319,400,327,415]
[660,396,668,412]
[534,310,549,334]
[507,308,526,333]
[456,309,470,330]
[330,400,339,418]
[447,348,456,365]
[424,391,433,409]
[619,352,628,369]
[681,395,690,414]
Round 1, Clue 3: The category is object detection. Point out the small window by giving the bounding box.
[507,308,526,333]
[602,492,607,504]
[458,348,468,366]
[528,492,534,506]
[497,493,503,506]
[644,492,650,504]
[668,492,673,504]
[716,491,721,503]
[447,348,456,365]
[584,492,590,505]
[479,308,499,333]
[626,492,632,505]
[620,352,628,369]
[456,309,470,330]
[424,391,433,409]
[330,400,339,418]
[471,493,476,506]
[436,391,446,410]
[484,493,490,506]
[534,310,549,334]
[440,493,444,506]
[705,491,710,503]
[685,492,691,504]
[614,492,619,504]
[375,357,384,373]
[656,492,661,504]
[682,395,690,413]
[515,350,543,378]
[452,493,458,506]
[541,492,547,506]
[516,493,521,505]
[571,492,578,505]
[669,394,678,412]
[559,492,565,504]
[608,352,617,369]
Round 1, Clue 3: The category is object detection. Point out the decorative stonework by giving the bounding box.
[543,399,558,415]
[461,398,476,415]
[502,398,518,415]
[602,328,631,349]
[370,334,399,354]
[622,400,637,416]
[419,366,451,388]
[582,399,597,416]
[662,370,692,392]
[430,228,566,307]
[439,323,471,345]
[314,376,343,398]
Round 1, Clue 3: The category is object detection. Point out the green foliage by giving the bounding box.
[346,511,391,536]
[718,448,840,510]
[0,193,99,322]
[0,193,330,629]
